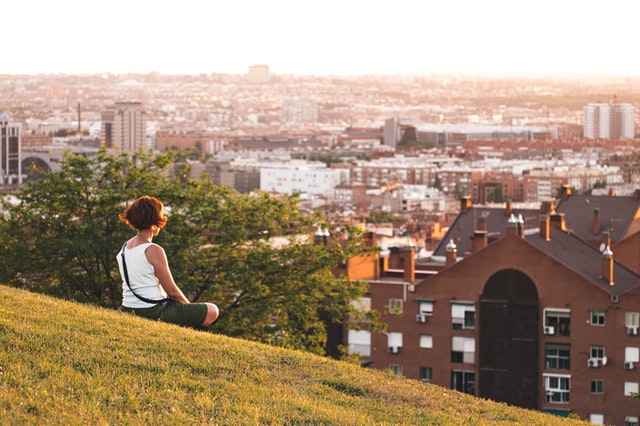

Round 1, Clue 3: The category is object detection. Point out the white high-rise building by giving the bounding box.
[0,114,22,186]
[101,102,146,152]
[584,102,635,139]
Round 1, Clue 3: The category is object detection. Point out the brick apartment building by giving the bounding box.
[343,190,640,424]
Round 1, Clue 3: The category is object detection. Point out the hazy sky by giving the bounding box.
[3,0,639,76]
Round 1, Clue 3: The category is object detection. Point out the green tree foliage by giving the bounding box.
[486,184,504,203]
[0,148,378,355]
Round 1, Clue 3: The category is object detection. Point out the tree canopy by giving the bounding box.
[0,149,379,355]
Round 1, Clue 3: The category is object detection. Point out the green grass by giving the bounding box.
[0,285,589,425]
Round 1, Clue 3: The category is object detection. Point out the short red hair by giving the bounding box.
[119,196,168,231]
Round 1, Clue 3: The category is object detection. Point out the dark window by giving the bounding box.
[451,371,475,395]
[419,366,432,381]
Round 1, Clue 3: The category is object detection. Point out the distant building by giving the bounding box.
[385,119,558,148]
[260,162,349,198]
[0,115,22,186]
[247,64,270,84]
[100,102,146,152]
[584,102,635,139]
[281,99,318,123]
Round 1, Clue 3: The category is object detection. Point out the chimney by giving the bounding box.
[634,188,640,201]
[472,230,488,252]
[593,208,601,235]
[560,185,572,201]
[516,214,524,237]
[445,239,457,266]
[601,246,614,286]
[507,214,518,236]
[504,199,513,217]
[403,245,415,283]
[460,196,472,214]
[601,231,611,249]
[539,214,550,241]
[609,188,616,197]
[549,212,568,232]
[540,200,556,215]
[477,216,487,232]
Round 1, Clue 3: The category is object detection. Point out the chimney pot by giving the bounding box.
[460,196,472,214]
[403,245,415,283]
[593,208,601,235]
[504,200,513,217]
[472,230,488,252]
[601,246,614,286]
[445,239,457,266]
[539,214,550,241]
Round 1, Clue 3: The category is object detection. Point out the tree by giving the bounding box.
[0,148,378,355]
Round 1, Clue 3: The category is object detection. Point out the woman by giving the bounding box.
[117,195,219,329]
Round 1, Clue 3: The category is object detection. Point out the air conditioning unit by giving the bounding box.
[388,346,400,354]
[544,326,555,335]
[624,361,636,370]
[628,326,639,336]
[587,358,599,368]
[416,314,427,323]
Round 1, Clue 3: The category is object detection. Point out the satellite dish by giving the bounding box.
[602,356,608,366]
[599,243,606,252]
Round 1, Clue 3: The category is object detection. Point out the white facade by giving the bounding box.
[584,102,635,139]
[260,165,349,198]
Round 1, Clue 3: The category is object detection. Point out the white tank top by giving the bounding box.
[117,242,168,308]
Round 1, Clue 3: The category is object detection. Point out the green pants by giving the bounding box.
[122,300,208,328]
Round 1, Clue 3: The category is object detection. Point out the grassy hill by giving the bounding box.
[0,285,589,425]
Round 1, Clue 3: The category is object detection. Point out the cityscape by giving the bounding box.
[3,66,640,425]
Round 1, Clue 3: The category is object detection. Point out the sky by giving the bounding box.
[3,0,640,76]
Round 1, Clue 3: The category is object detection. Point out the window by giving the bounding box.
[451,336,475,364]
[590,345,606,363]
[545,343,570,370]
[451,370,475,395]
[625,416,639,426]
[590,379,604,394]
[590,309,606,326]
[626,312,639,334]
[418,300,434,316]
[625,347,640,363]
[388,332,403,352]
[419,366,432,381]
[625,382,639,396]
[544,308,571,336]
[589,414,604,424]
[347,330,371,357]
[389,364,402,376]
[350,297,370,322]
[544,374,570,403]
[389,298,403,315]
[451,302,475,330]
[419,334,433,349]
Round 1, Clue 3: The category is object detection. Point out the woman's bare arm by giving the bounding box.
[145,244,190,304]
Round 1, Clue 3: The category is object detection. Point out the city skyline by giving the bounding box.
[4,0,640,77]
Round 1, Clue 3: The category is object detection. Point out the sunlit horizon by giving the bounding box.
[4,0,640,77]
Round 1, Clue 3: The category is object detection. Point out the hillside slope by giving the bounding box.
[0,285,588,425]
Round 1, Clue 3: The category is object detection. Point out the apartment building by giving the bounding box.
[100,102,146,152]
[0,115,22,186]
[584,102,635,140]
[260,161,349,198]
[344,193,640,424]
